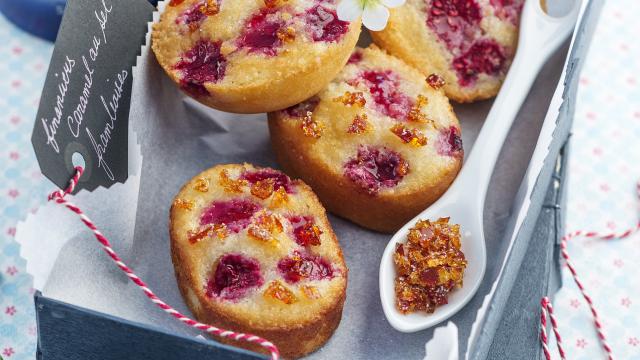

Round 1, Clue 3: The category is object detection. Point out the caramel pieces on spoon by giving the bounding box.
[394,217,467,314]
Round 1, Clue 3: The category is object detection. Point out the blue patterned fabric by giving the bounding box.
[0,13,52,360]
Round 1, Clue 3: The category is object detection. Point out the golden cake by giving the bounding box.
[268,45,463,233]
[370,0,523,102]
[152,0,361,113]
[169,163,347,358]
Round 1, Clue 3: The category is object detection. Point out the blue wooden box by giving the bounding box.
[33,0,603,359]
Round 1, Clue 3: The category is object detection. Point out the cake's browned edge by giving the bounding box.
[169,166,348,359]
[267,112,463,234]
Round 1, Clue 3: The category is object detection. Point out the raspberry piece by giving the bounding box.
[289,216,322,246]
[174,40,226,97]
[278,251,333,283]
[200,199,261,232]
[343,145,409,195]
[238,8,286,56]
[241,169,294,193]
[305,5,349,42]
[452,40,506,86]
[207,254,263,300]
[362,70,413,120]
[347,51,363,64]
[437,126,463,156]
[489,0,524,24]
[426,0,482,51]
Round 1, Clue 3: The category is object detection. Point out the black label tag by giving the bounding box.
[31,0,154,192]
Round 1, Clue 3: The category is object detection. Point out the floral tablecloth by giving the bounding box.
[0,1,639,359]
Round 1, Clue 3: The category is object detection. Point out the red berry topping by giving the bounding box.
[238,8,286,56]
[490,0,524,24]
[174,40,227,97]
[200,199,261,232]
[347,51,363,64]
[452,40,505,86]
[305,5,349,43]
[344,145,410,195]
[427,0,481,51]
[240,169,294,194]
[207,253,264,300]
[437,126,463,156]
[283,97,320,117]
[426,0,510,86]
[362,70,413,120]
[277,251,333,283]
[176,3,207,28]
[289,216,322,246]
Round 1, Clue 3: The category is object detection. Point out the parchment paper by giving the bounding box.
[17,1,573,358]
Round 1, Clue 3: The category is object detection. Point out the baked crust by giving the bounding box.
[169,164,347,358]
[152,0,361,113]
[268,46,463,233]
[370,0,522,103]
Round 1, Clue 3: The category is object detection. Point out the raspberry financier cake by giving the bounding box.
[371,0,523,102]
[152,0,361,113]
[170,164,347,358]
[269,46,463,233]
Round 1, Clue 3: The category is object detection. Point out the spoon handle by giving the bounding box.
[455,48,542,208]
[454,0,580,209]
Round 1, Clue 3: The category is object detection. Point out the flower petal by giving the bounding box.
[337,0,364,22]
[381,0,405,8]
[362,3,390,31]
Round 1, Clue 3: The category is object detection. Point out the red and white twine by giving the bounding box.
[48,165,640,360]
[48,166,280,360]
[540,180,640,360]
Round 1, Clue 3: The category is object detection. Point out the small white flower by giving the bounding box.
[337,0,405,31]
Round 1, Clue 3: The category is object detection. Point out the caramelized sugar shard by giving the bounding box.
[194,177,210,192]
[248,211,283,244]
[397,158,410,176]
[276,26,296,43]
[347,114,369,134]
[301,285,321,299]
[390,124,428,147]
[426,73,446,89]
[301,111,324,138]
[173,198,195,210]
[251,178,275,200]
[407,95,434,125]
[333,91,366,107]
[393,217,467,314]
[270,187,289,208]
[291,217,322,247]
[264,280,297,304]
[219,170,247,193]
[188,223,228,244]
[199,0,220,16]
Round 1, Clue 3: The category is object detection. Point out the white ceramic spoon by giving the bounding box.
[379,0,581,332]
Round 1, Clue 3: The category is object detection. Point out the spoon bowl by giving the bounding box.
[379,0,581,332]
